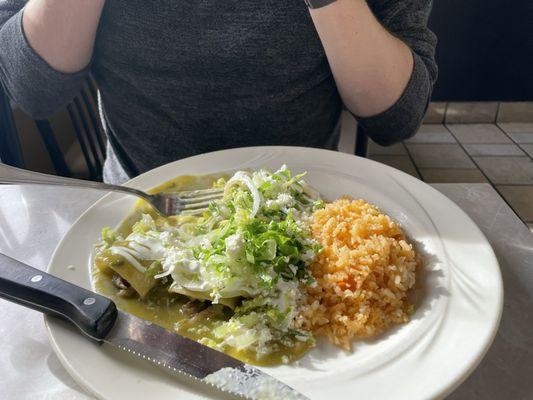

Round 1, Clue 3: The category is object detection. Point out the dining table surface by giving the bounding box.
[0,182,532,400]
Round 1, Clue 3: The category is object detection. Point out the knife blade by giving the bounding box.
[107,310,307,399]
[0,253,308,400]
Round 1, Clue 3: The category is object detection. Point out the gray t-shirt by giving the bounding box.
[0,0,437,184]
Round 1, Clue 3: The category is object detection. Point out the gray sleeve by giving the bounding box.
[355,0,438,146]
[0,1,89,119]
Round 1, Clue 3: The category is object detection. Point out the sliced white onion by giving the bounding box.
[224,171,261,217]
[127,234,165,259]
[154,269,172,279]
[110,246,147,273]
[128,242,153,259]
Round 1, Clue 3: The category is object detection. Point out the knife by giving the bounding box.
[0,253,308,400]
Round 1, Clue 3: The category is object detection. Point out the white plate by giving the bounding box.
[46,146,503,400]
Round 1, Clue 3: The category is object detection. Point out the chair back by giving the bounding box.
[0,79,105,181]
[0,81,25,168]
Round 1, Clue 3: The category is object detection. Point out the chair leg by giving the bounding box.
[355,123,369,157]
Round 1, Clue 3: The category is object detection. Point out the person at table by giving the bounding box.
[0,0,437,184]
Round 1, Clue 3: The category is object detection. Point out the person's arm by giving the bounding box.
[0,0,105,118]
[309,0,437,144]
[23,0,105,73]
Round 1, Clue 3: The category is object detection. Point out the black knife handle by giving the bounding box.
[0,253,117,340]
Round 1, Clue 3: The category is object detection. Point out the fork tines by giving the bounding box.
[173,188,223,215]
[177,188,223,204]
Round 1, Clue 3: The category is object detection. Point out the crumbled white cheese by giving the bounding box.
[301,249,315,263]
[225,233,244,259]
[265,193,295,210]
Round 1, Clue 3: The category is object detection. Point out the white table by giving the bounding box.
[1,184,532,400]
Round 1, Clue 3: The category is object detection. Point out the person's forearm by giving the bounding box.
[309,0,414,117]
[22,0,106,74]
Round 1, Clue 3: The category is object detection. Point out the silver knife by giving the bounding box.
[0,253,308,400]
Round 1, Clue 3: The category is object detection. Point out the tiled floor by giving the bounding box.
[342,118,533,233]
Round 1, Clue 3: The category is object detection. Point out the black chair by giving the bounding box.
[0,79,106,181]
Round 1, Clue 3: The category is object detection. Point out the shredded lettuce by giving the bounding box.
[100,166,321,354]
[100,227,118,246]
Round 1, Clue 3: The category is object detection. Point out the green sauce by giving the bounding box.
[92,174,312,366]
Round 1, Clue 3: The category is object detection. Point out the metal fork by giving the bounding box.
[0,164,223,216]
